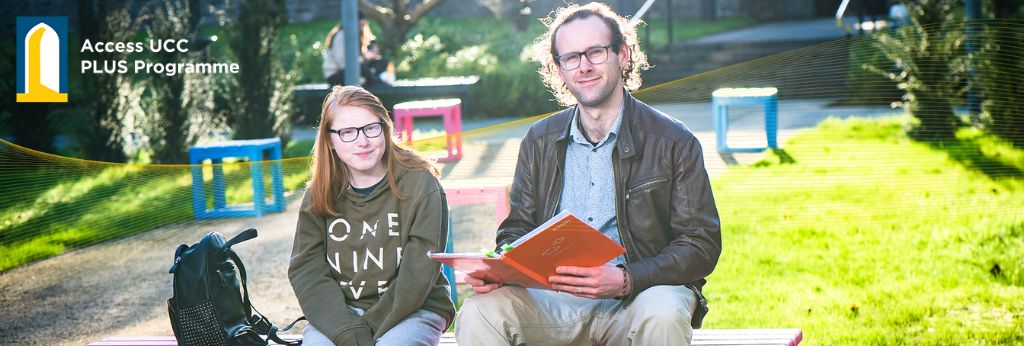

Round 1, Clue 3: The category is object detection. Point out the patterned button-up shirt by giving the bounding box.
[559,105,627,265]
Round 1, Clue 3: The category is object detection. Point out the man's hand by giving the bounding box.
[464,276,502,294]
[549,265,627,299]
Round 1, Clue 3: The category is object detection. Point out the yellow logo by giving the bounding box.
[16,17,68,103]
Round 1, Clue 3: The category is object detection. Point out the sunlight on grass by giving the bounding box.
[0,155,311,272]
[707,116,1024,344]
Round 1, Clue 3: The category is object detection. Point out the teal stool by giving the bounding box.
[712,87,779,153]
[189,138,285,219]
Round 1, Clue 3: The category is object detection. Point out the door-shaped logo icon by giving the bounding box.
[16,16,68,103]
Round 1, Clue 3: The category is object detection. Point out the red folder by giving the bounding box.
[429,211,625,289]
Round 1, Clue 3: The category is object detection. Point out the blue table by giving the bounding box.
[189,138,285,219]
[712,87,779,153]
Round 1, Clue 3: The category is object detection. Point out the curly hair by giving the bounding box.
[531,2,650,106]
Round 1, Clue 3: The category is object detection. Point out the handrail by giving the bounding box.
[836,0,851,27]
[630,0,657,25]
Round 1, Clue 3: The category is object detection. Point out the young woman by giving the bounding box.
[289,85,454,345]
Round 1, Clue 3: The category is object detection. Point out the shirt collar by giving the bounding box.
[569,102,625,148]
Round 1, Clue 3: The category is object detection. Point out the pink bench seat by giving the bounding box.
[90,329,802,345]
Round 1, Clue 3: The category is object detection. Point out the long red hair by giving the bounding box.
[306,85,438,217]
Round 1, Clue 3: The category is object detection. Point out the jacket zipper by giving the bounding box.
[547,140,566,220]
[624,178,669,200]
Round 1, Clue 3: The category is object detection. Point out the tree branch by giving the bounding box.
[359,1,392,25]
[409,0,446,23]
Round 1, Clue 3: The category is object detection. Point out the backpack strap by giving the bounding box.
[226,246,305,345]
[252,314,305,345]
[224,248,255,315]
[223,228,258,249]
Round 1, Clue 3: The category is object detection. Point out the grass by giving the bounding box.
[0,142,313,272]
[643,17,756,49]
[0,134,450,271]
[704,117,1024,344]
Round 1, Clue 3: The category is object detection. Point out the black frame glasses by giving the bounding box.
[329,122,384,142]
[555,45,613,71]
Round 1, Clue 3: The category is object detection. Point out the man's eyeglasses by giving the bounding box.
[555,45,613,71]
[329,122,384,142]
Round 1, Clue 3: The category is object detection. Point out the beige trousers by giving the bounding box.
[455,285,697,346]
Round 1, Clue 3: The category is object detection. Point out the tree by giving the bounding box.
[865,0,967,142]
[75,0,142,162]
[978,0,1024,147]
[480,0,533,32]
[223,0,290,140]
[359,0,447,58]
[143,0,208,163]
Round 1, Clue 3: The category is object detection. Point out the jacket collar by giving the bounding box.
[556,88,639,160]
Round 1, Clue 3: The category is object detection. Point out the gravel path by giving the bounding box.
[0,196,306,345]
[0,194,498,345]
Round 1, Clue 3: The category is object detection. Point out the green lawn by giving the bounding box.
[704,117,1024,344]
[0,142,313,272]
[643,17,755,49]
[0,135,451,271]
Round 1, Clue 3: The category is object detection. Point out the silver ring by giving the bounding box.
[576,287,583,294]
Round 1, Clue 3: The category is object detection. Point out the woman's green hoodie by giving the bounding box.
[288,166,455,345]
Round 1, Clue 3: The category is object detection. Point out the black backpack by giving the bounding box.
[168,228,304,345]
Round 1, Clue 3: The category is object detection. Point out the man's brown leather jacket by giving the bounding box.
[496,90,722,325]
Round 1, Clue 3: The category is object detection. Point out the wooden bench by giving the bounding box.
[293,76,480,125]
[90,329,802,345]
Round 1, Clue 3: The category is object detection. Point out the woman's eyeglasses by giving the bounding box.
[329,122,384,142]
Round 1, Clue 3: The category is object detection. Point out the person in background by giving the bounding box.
[323,14,394,87]
[289,85,454,345]
[361,39,395,86]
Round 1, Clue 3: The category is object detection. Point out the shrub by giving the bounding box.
[864,0,968,142]
[395,16,558,119]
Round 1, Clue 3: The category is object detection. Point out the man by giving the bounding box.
[455,2,722,345]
